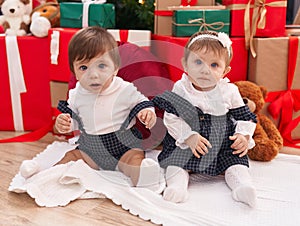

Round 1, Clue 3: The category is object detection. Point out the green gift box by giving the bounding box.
[172,9,230,37]
[60,3,115,28]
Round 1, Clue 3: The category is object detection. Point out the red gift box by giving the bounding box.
[223,0,287,38]
[0,35,52,131]
[48,28,79,82]
[151,34,248,83]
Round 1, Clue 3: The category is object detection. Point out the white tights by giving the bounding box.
[225,164,257,207]
[163,166,189,203]
[162,164,257,207]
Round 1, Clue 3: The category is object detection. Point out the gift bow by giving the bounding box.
[82,0,106,27]
[227,0,287,58]
[188,18,225,32]
[181,0,197,6]
[265,36,300,147]
[245,0,287,57]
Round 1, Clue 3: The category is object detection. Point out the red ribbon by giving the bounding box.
[154,10,173,16]
[119,30,129,43]
[181,0,197,6]
[265,37,300,148]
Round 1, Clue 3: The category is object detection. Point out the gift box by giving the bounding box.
[60,2,115,28]
[222,0,287,38]
[50,81,69,108]
[172,9,230,37]
[154,0,215,35]
[49,28,79,82]
[107,29,151,50]
[0,36,52,131]
[151,34,248,82]
[248,37,300,146]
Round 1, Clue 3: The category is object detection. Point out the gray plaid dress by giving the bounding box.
[152,91,257,176]
[57,100,154,171]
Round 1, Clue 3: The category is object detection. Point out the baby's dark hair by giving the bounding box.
[68,26,120,74]
[184,30,233,67]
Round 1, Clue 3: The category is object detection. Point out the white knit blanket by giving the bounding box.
[9,141,300,226]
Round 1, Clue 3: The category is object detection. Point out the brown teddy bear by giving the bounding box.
[234,80,283,161]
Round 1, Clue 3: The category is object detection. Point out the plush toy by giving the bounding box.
[30,0,59,37]
[0,0,31,36]
[234,80,283,161]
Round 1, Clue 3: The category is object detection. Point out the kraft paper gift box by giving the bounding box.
[0,36,52,131]
[48,28,79,82]
[222,0,287,38]
[172,9,230,37]
[154,0,215,36]
[151,34,248,82]
[60,2,115,28]
[50,81,69,108]
[248,37,300,145]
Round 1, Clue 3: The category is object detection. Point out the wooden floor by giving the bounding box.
[0,132,155,226]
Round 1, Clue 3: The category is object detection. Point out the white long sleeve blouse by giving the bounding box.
[68,76,150,135]
[164,74,256,149]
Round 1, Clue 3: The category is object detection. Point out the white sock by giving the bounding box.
[19,160,40,178]
[136,158,166,194]
[225,164,257,207]
[163,166,189,203]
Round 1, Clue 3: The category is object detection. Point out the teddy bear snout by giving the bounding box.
[9,8,16,14]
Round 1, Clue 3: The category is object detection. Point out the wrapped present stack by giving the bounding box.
[222,0,300,147]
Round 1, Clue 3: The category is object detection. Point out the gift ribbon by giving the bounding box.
[265,37,300,148]
[119,30,129,42]
[187,18,225,32]
[181,0,197,6]
[5,36,27,131]
[227,0,287,58]
[50,30,60,65]
[154,10,173,16]
[154,0,198,17]
[82,0,106,28]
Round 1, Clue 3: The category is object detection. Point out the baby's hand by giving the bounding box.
[137,109,157,129]
[229,134,249,157]
[185,133,212,158]
[55,113,72,134]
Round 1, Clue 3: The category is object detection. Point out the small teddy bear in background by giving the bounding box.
[0,0,31,36]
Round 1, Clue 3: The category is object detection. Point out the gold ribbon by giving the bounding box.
[227,0,287,58]
[172,11,227,32]
[188,18,225,31]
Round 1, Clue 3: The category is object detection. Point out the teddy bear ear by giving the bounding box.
[260,86,268,99]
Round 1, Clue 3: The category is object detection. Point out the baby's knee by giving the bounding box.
[120,149,145,166]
